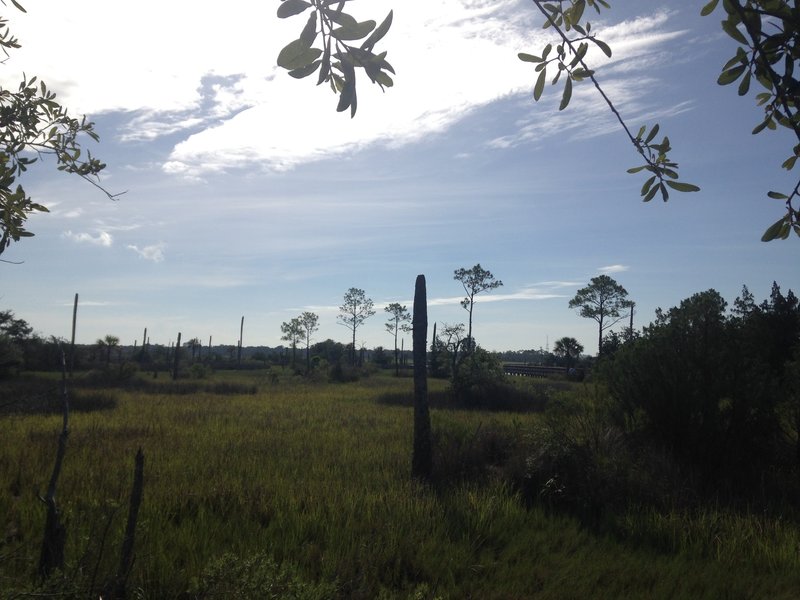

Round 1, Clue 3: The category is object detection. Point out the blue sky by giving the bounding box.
[1,0,797,354]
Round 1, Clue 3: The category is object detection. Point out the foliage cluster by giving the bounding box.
[601,283,800,487]
[276,0,394,117]
[0,2,117,256]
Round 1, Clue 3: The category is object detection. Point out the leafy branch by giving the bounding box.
[276,0,394,117]
[703,0,800,241]
[518,0,700,203]
[0,0,121,256]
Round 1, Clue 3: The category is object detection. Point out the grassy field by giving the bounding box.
[2,369,800,598]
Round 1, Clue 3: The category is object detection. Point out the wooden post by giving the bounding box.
[173,332,181,380]
[412,275,432,480]
[237,316,244,368]
[69,293,78,378]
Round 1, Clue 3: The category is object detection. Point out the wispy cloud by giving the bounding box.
[7,0,687,178]
[429,284,571,307]
[127,243,166,263]
[57,300,117,307]
[63,230,113,247]
[598,264,629,274]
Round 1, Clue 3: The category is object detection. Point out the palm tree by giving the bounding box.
[553,336,583,369]
[96,334,120,368]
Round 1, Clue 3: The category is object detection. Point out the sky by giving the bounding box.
[0,0,797,355]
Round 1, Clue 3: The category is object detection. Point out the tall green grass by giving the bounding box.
[1,371,800,598]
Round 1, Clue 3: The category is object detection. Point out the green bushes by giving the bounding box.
[448,348,549,412]
[602,287,798,491]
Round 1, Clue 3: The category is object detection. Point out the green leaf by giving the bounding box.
[9,0,26,13]
[325,9,357,28]
[721,19,748,45]
[627,165,647,174]
[533,68,547,101]
[717,64,746,85]
[289,61,322,79]
[373,71,394,88]
[571,0,586,27]
[332,20,376,41]
[277,0,311,19]
[592,37,612,58]
[361,10,392,50]
[277,39,321,70]
[752,116,772,134]
[641,175,656,195]
[569,42,588,68]
[767,191,788,199]
[572,68,593,80]
[737,70,751,95]
[659,182,669,202]
[560,77,572,110]
[645,123,660,144]
[761,216,786,241]
[643,183,659,202]
[318,41,332,85]
[700,0,719,16]
[300,12,318,46]
[665,181,701,192]
[782,155,798,170]
[518,52,543,63]
[337,60,357,117]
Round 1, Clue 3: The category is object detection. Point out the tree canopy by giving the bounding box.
[568,274,630,355]
[338,287,375,364]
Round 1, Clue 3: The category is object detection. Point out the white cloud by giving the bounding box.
[598,265,629,274]
[127,243,166,263]
[0,1,688,178]
[63,230,113,246]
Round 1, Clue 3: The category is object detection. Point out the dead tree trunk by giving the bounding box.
[38,347,69,578]
[107,448,144,599]
[237,316,244,368]
[412,275,432,480]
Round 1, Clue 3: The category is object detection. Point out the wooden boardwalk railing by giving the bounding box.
[503,363,568,378]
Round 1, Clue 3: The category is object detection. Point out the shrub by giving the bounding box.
[329,361,360,383]
[601,289,787,483]
[0,333,22,379]
[189,552,337,599]
[450,348,505,407]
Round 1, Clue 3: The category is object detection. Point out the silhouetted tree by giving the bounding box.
[384,302,411,376]
[298,311,319,372]
[280,318,303,368]
[338,288,375,365]
[453,264,502,355]
[569,275,630,355]
[96,334,120,368]
[553,336,583,368]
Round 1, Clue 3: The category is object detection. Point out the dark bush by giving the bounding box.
[329,361,360,383]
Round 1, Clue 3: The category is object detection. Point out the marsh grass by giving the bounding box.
[1,371,800,598]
